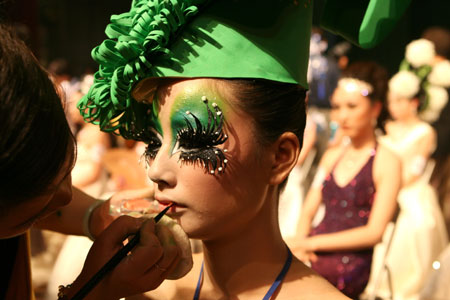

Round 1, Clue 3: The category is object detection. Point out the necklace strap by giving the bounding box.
[262,247,292,300]
[193,247,293,300]
[193,262,204,300]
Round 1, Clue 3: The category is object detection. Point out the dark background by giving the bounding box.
[1,0,449,77]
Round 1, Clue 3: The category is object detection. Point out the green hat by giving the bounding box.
[320,0,412,49]
[78,0,410,140]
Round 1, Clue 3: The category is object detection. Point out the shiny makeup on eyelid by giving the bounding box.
[142,99,164,162]
[144,86,229,175]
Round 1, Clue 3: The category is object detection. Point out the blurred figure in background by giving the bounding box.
[422,27,450,237]
[48,58,79,107]
[68,74,112,197]
[295,61,401,299]
[364,42,448,298]
[330,41,352,72]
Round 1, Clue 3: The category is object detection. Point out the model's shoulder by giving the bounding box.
[280,261,350,299]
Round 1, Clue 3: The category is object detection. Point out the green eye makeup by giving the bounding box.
[175,96,228,174]
[143,88,229,175]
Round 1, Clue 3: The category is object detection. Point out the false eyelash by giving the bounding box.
[176,100,228,174]
[143,132,162,164]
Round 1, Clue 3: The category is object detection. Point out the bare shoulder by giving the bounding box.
[278,259,350,299]
[375,143,400,166]
[373,143,401,180]
[418,121,436,141]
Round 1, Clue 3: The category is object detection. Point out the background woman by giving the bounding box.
[365,67,448,299]
[295,61,401,298]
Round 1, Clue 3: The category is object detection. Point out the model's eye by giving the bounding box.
[143,131,162,164]
[174,99,228,174]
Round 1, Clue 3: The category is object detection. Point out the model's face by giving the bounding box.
[387,91,416,121]
[0,171,72,239]
[144,79,272,240]
[330,86,378,138]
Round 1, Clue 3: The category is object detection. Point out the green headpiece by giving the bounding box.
[78,0,410,140]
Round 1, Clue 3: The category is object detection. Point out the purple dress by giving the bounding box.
[310,148,376,298]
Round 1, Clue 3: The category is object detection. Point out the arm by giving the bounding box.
[297,184,323,239]
[34,186,97,235]
[34,186,154,239]
[302,145,401,252]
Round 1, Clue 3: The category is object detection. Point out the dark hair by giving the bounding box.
[222,79,307,147]
[341,61,389,130]
[220,79,307,189]
[422,26,450,60]
[0,24,76,206]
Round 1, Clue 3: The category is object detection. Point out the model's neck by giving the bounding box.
[349,128,376,149]
[199,188,288,298]
[395,114,420,126]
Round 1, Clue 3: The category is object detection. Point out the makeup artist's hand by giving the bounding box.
[68,215,180,300]
[89,186,155,239]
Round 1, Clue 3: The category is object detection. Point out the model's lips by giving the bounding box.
[155,197,187,209]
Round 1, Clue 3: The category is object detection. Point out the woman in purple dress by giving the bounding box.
[295,62,402,298]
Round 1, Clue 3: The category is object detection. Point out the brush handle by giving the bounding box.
[71,232,140,300]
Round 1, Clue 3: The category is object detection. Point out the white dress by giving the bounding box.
[363,123,448,300]
[420,244,450,300]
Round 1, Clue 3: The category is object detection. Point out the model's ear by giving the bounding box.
[268,132,301,185]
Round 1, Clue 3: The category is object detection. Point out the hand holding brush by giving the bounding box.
[61,204,183,300]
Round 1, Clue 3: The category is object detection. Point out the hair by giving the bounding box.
[220,79,307,189]
[422,26,450,60]
[0,24,76,207]
[222,79,307,146]
[340,61,389,130]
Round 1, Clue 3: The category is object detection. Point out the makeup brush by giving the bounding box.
[71,203,174,300]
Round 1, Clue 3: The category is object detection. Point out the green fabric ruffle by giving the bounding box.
[78,0,207,140]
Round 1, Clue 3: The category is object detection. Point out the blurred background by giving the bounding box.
[0,0,448,77]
